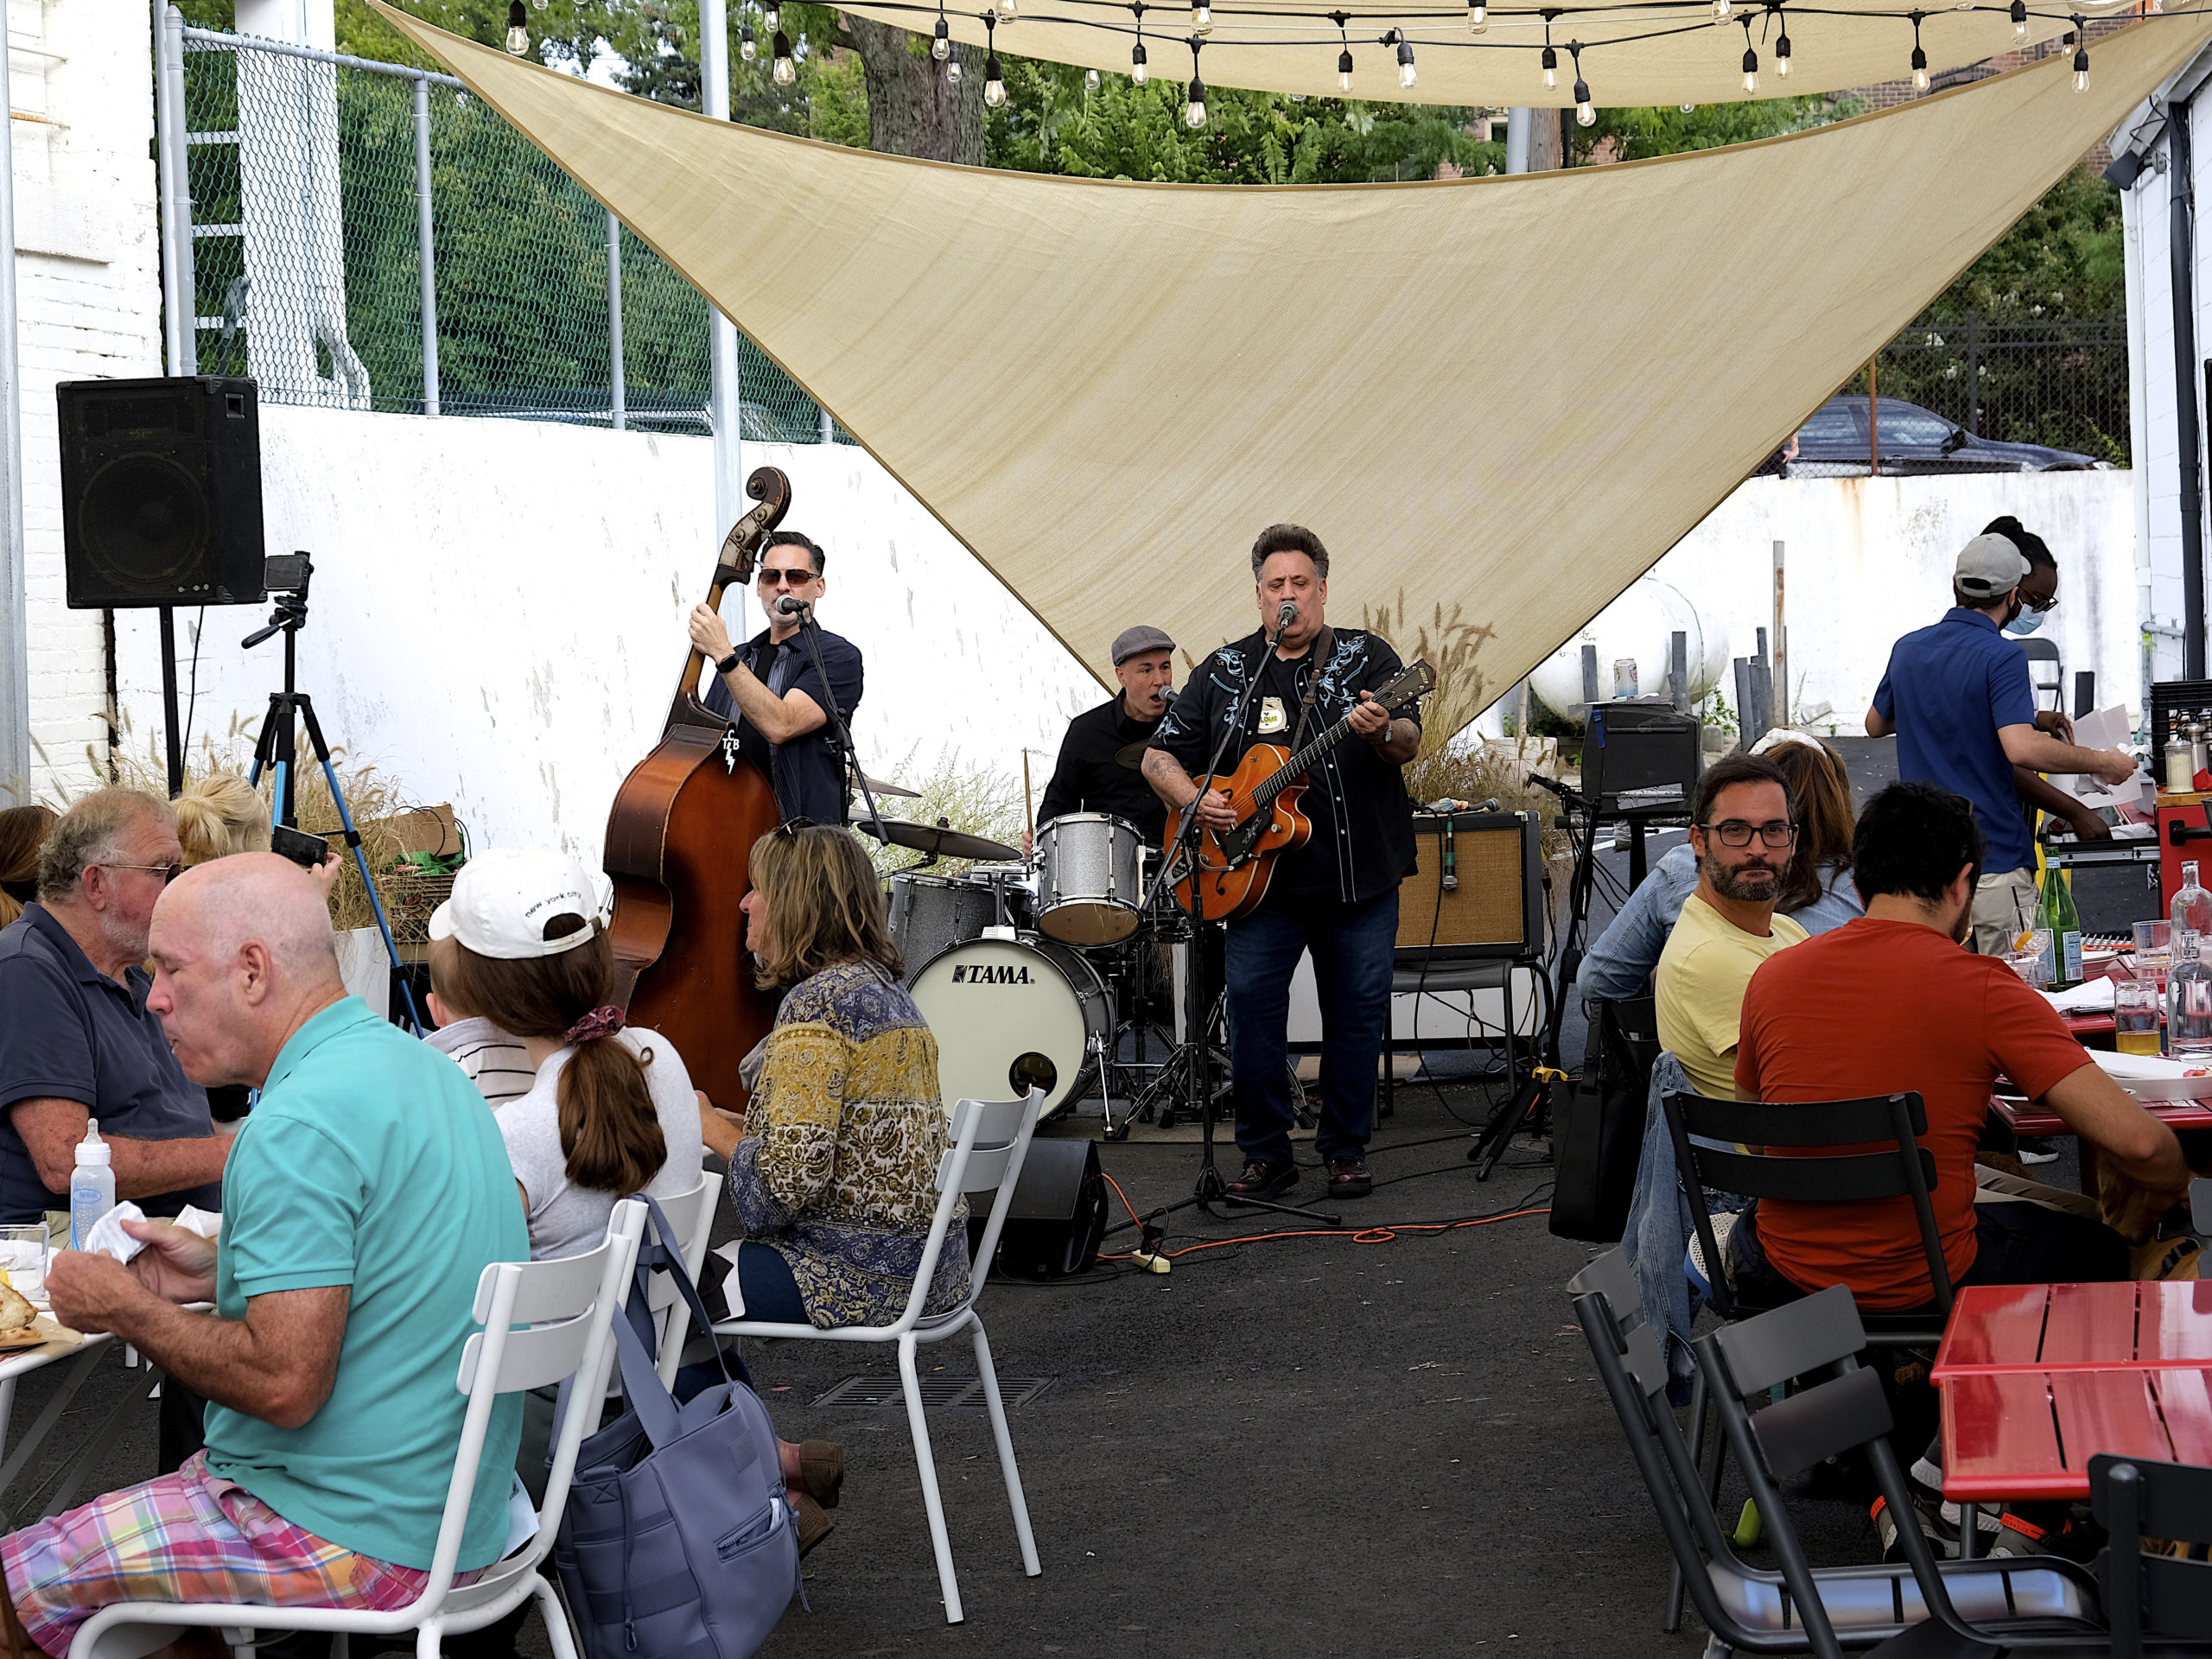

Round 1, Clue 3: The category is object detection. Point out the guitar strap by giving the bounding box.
[1285,626,1334,757]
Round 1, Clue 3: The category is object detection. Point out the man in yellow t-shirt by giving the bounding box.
[1656,753,1808,1099]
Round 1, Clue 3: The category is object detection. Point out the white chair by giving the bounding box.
[713,1090,1044,1625]
[70,1201,651,1659]
[644,1168,721,1387]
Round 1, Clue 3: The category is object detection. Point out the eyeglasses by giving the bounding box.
[105,861,185,885]
[2021,591,2057,613]
[1698,820,1798,849]
[758,566,817,588]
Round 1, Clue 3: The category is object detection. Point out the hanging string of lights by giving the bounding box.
[498,0,2116,107]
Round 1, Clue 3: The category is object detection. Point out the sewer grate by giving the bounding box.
[810,1374,1055,1411]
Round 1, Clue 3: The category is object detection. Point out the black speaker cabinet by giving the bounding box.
[1583,701,1703,817]
[987,1138,1106,1281]
[1395,810,1541,962]
[59,376,265,608]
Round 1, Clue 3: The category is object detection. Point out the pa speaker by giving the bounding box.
[1395,810,1541,962]
[989,1138,1106,1281]
[59,376,265,609]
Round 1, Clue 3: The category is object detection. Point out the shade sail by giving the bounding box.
[378,1,2208,709]
[838,0,2110,110]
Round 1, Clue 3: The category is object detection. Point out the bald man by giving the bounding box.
[1,855,528,1655]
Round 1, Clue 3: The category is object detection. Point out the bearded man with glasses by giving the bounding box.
[1654,753,1809,1103]
[0,790,229,1229]
[685,529,863,826]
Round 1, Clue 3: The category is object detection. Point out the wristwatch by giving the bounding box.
[715,649,741,676]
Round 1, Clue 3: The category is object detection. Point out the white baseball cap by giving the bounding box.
[1954,532,2030,599]
[429,847,611,960]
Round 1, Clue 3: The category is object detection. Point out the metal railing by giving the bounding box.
[156,18,847,442]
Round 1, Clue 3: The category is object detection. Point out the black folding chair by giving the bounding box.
[1688,1287,2103,1659]
[2090,1455,2212,1659]
[1568,1250,2094,1655]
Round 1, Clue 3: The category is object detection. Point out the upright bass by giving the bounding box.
[603,467,791,1112]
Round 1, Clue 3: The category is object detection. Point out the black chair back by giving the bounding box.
[2091,1454,2212,1658]
[1661,1090,1952,1323]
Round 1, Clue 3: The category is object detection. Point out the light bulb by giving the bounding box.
[1133,40,1147,81]
[1396,37,1416,87]
[1338,47,1352,89]
[1910,46,1929,91]
[1084,67,1100,89]
[772,30,794,83]
[1776,32,1791,74]
[1740,45,1758,91]
[1679,102,1696,112]
[2073,44,2088,89]
[1541,45,1556,88]
[505,0,527,54]
[1192,2,1212,31]
[984,52,1006,105]
[741,21,758,60]
[1186,76,1206,124]
[1713,0,1730,18]
[763,4,779,32]
[1468,0,1487,29]
[946,55,962,81]
[1573,75,1592,124]
[930,16,948,58]
[999,0,1017,19]
[531,0,546,10]
[2012,0,2029,38]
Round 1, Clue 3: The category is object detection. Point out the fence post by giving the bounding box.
[412,76,439,416]
[1966,308,1980,435]
[155,4,197,375]
[607,210,625,432]
[817,402,831,444]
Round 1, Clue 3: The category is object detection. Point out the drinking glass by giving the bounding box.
[2134,919,2174,990]
[0,1224,48,1304]
[2005,944,2052,990]
[2114,977,2164,1056]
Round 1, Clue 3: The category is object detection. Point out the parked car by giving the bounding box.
[1766,396,2104,475]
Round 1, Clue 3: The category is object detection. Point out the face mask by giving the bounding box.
[2005,606,2049,637]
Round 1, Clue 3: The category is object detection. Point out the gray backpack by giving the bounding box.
[551,1198,801,1659]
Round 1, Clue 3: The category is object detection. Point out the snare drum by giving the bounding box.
[887,872,995,974]
[908,936,1114,1120]
[1037,812,1146,946]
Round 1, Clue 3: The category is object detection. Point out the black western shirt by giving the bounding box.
[1038,696,1168,844]
[1149,626,1419,907]
[702,624,865,827]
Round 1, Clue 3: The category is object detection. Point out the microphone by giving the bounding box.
[775,595,811,617]
[1274,601,1298,633]
[1157,689,1178,707]
[1527,772,1570,798]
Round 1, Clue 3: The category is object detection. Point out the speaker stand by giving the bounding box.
[157,607,184,799]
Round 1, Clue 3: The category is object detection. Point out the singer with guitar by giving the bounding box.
[685,530,863,826]
[1143,525,1422,1202]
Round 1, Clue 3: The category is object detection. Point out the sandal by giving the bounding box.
[798,1440,845,1509]
[791,1490,835,1557]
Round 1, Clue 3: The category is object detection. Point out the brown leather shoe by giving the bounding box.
[1327,1158,1373,1198]
[798,1440,844,1509]
[1224,1160,1296,1199]
[791,1490,836,1556]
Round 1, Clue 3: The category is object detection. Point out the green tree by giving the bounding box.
[1567,95,1855,165]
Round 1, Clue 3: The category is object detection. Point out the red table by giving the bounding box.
[1992,1093,2212,1138]
[1931,1281,2212,1501]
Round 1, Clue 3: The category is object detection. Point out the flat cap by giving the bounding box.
[1111,624,1176,665]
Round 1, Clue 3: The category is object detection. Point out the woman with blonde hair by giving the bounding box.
[0,804,54,929]
[172,772,269,865]
[698,821,968,1334]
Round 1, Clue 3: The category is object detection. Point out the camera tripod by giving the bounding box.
[241,556,423,1032]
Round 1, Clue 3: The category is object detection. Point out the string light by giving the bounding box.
[1185,38,1207,124]
[741,18,759,60]
[2011,0,2029,40]
[1192,2,1212,33]
[1133,3,1149,82]
[983,15,1006,105]
[1713,0,1730,21]
[763,3,779,33]
[1395,30,1417,89]
[1774,5,1791,75]
[1085,67,1101,89]
[2072,15,2088,89]
[1468,0,1487,31]
[1909,11,1928,91]
[505,0,528,54]
[1333,11,1352,90]
[1568,41,1592,125]
[931,10,949,58]
[1541,44,1557,88]
[772,29,794,83]
[947,54,963,81]
[1738,14,1758,91]
[998,0,1018,22]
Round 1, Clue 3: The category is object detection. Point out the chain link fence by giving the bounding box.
[175,28,848,442]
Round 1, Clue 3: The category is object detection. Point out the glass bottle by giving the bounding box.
[2174,861,2212,940]
[2170,931,2212,1060]
[2037,861,2082,989]
[2193,711,2210,780]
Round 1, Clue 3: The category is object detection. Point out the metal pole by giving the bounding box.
[607,209,625,431]
[156,7,197,375]
[412,77,439,416]
[1505,107,1529,175]
[2171,99,2206,680]
[1771,538,1787,728]
[1966,308,1980,436]
[0,7,22,804]
[699,0,743,533]
[1669,631,1689,714]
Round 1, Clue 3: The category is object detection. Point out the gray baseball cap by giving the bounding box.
[1954,532,2030,599]
[1111,624,1176,665]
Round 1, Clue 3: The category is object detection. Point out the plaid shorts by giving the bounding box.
[0,1452,442,1656]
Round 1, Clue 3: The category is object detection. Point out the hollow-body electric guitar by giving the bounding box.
[1163,659,1436,922]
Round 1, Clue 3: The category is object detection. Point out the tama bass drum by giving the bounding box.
[908,937,1113,1120]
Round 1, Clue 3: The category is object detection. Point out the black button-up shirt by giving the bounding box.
[0,903,220,1222]
[1038,695,1168,844]
[1150,626,1419,907]
[703,623,865,826]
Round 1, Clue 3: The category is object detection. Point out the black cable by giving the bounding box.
[178,606,205,767]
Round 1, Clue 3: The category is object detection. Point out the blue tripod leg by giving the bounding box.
[313,749,423,1032]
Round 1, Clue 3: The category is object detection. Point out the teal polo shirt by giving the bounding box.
[203,997,528,1570]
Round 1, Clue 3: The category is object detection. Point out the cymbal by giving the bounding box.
[1114,741,1152,771]
[858,773,922,800]
[855,816,1022,862]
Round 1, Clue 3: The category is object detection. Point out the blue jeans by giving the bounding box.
[1224,887,1398,1166]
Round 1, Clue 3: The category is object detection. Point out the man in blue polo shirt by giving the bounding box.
[1866,531,2139,955]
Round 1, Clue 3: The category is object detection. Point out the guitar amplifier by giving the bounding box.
[1395,810,1541,963]
[1584,702,1702,818]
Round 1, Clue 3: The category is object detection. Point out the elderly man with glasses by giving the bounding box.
[0,790,230,1230]
[686,529,863,827]
[1654,753,1810,1103]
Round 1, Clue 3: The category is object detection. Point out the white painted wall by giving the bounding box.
[16,0,167,800]
[107,406,1104,862]
[1495,469,2144,736]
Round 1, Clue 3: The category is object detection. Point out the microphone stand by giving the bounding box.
[782,599,887,846]
[1111,604,1340,1236]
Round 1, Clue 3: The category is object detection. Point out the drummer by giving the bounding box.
[1027,625,1176,855]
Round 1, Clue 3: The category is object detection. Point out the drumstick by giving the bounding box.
[1022,751,1035,844]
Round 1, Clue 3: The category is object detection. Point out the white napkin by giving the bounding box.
[2043,977,2117,1013]
[79,1202,149,1264]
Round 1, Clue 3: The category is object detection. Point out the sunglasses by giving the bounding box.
[772,817,819,841]
[758,566,818,588]
[107,861,186,885]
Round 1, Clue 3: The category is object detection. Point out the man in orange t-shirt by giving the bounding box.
[1724,781,2187,1311]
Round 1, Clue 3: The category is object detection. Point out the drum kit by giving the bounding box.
[874,810,1194,1129]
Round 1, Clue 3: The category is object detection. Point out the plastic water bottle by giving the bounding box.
[68,1118,114,1252]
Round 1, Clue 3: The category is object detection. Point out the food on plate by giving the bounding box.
[0,1279,36,1334]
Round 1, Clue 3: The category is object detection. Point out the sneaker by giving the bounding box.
[1326,1158,1373,1198]
[1224,1160,1296,1200]
[1910,1457,2000,1547]
[2017,1137,2060,1166]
